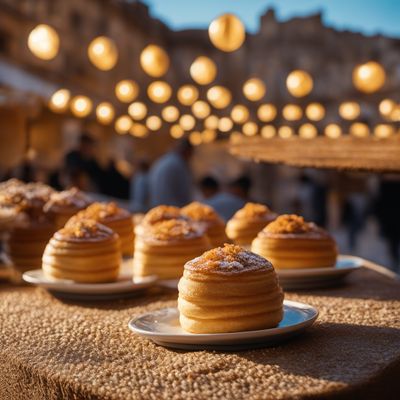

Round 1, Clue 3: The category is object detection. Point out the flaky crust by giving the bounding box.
[178,244,284,333]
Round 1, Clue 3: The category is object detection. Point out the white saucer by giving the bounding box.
[128,300,318,350]
[277,255,362,290]
[22,261,157,300]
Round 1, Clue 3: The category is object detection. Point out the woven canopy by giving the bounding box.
[229,135,400,172]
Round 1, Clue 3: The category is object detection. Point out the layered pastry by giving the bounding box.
[178,244,284,333]
[133,218,210,279]
[226,203,278,246]
[42,218,121,283]
[251,214,337,269]
[136,205,183,235]
[74,202,134,257]
[181,202,228,247]
[44,187,92,229]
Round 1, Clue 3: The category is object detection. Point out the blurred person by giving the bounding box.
[130,159,150,213]
[149,139,194,207]
[199,176,220,199]
[205,176,250,221]
[374,175,400,272]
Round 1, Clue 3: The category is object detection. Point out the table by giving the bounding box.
[0,267,399,400]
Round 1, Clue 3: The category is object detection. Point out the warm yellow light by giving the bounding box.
[70,95,92,118]
[339,101,360,120]
[231,104,250,124]
[204,115,219,130]
[49,89,70,113]
[353,61,386,94]
[115,115,133,134]
[190,56,217,85]
[389,105,400,122]
[140,44,169,77]
[177,85,199,106]
[145,115,162,131]
[192,101,211,119]
[147,81,172,104]
[130,123,148,138]
[202,129,217,143]
[218,117,233,132]
[349,122,369,138]
[230,131,243,143]
[162,106,180,123]
[257,104,277,122]
[286,70,313,97]
[278,126,294,139]
[261,125,276,139]
[128,102,147,120]
[374,124,394,138]
[28,24,59,60]
[379,99,396,117]
[180,114,196,131]
[282,104,303,121]
[115,80,139,103]
[324,124,342,139]
[208,14,245,52]
[305,103,325,121]
[96,102,115,124]
[88,36,118,71]
[189,131,202,146]
[207,85,231,109]
[299,123,318,139]
[243,78,266,102]
[170,124,185,139]
[242,122,258,136]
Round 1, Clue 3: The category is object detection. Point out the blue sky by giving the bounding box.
[142,0,400,38]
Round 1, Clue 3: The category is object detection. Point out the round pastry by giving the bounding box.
[226,202,278,247]
[181,202,228,247]
[74,202,134,257]
[136,205,183,235]
[251,214,337,269]
[133,218,210,279]
[42,219,121,283]
[44,187,92,229]
[178,244,284,333]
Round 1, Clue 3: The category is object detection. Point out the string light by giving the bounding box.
[177,85,199,106]
[28,24,59,60]
[162,106,180,123]
[257,104,277,122]
[115,115,133,134]
[218,117,233,132]
[208,14,245,52]
[204,115,219,130]
[70,95,92,118]
[353,61,386,93]
[147,81,172,104]
[207,85,231,109]
[243,78,266,102]
[374,124,394,138]
[261,125,276,139]
[350,122,369,138]
[180,114,196,131]
[170,124,185,139]
[189,131,202,146]
[379,99,396,117]
[190,56,217,85]
[299,123,317,139]
[324,124,342,139]
[130,123,148,138]
[115,80,139,103]
[339,101,360,120]
[202,129,217,143]
[242,122,258,136]
[231,104,250,124]
[286,70,313,97]
[282,104,303,121]
[88,36,118,71]
[49,89,70,113]
[140,44,169,77]
[128,102,147,120]
[96,102,115,124]
[278,126,294,139]
[192,101,211,119]
[146,115,162,131]
[305,103,325,121]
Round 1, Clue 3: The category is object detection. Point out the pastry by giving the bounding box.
[44,187,92,229]
[251,214,337,269]
[226,202,277,247]
[133,218,210,279]
[181,202,228,247]
[178,244,284,333]
[74,202,134,257]
[136,205,183,236]
[42,218,120,283]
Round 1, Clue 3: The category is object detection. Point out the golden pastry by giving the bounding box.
[74,202,134,257]
[136,205,183,235]
[178,244,284,333]
[42,219,120,283]
[44,187,92,229]
[251,214,337,269]
[133,218,210,279]
[226,202,278,246]
[181,202,228,247]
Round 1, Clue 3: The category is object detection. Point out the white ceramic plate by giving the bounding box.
[22,259,157,300]
[277,255,362,290]
[128,300,318,350]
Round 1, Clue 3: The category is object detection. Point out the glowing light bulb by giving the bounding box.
[257,104,277,122]
[162,106,180,123]
[115,115,133,134]
[286,70,313,97]
[128,102,147,121]
[207,85,231,109]
[96,102,115,124]
[70,95,92,118]
[208,13,245,52]
[177,85,199,106]
[353,61,386,93]
[28,24,59,60]
[339,102,360,120]
[115,80,139,103]
[190,56,217,85]
[140,44,169,77]
[243,78,266,102]
[192,101,211,119]
[305,103,325,121]
[49,89,70,113]
[147,81,172,104]
[282,104,303,121]
[88,36,118,71]
[325,124,342,139]
[231,104,250,124]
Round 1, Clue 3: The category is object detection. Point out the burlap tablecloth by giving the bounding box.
[0,267,399,400]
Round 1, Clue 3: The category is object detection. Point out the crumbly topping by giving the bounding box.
[142,205,183,226]
[185,243,272,275]
[181,202,221,222]
[264,214,314,234]
[233,203,272,220]
[44,187,91,211]
[147,219,202,241]
[0,178,24,192]
[61,218,113,239]
[76,202,129,221]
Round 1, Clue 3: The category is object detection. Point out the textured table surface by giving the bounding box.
[0,267,399,400]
